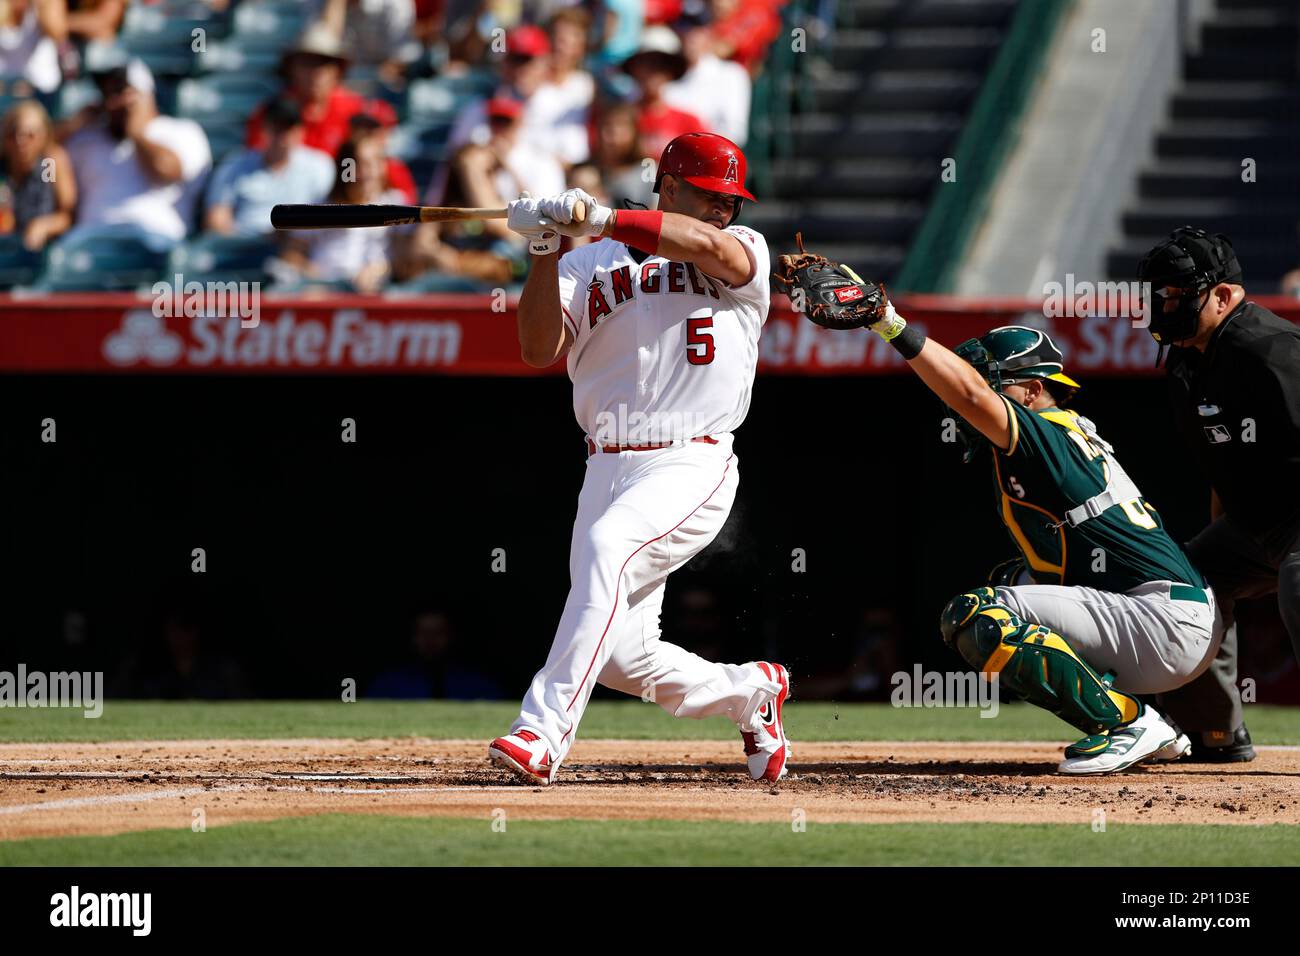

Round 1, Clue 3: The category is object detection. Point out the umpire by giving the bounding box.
[1137,226,1300,760]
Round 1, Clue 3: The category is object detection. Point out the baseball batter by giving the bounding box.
[775,247,1226,774]
[487,132,790,786]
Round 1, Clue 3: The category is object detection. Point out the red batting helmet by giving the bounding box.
[654,132,756,202]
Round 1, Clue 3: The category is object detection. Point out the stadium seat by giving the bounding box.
[404,157,440,195]
[118,7,218,77]
[119,38,196,78]
[150,78,179,117]
[34,227,169,292]
[387,123,454,164]
[51,79,98,120]
[124,0,231,24]
[202,122,249,166]
[388,271,493,294]
[405,73,495,124]
[176,75,281,126]
[196,40,284,76]
[268,274,356,294]
[167,234,279,286]
[0,235,45,290]
[231,0,311,52]
[437,70,496,99]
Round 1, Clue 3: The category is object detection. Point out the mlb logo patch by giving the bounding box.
[1204,425,1232,444]
[835,286,865,303]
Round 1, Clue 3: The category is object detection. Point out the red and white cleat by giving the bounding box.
[741,662,791,782]
[488,729,560,785]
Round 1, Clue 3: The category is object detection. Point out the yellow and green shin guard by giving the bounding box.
[939,588,1141,738]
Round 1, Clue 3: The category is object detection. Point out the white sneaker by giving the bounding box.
[1148,731,1192,763]
[740,662,791,782]
[488,728,560,785]
[1057,707,1179,776]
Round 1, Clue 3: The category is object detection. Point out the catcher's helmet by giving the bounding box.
[955,326,1081,396]
[950,326,1079,464]
[655,132,755,223]
[1136,226,1242,346]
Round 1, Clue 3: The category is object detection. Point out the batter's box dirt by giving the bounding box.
[0,738,1295,841]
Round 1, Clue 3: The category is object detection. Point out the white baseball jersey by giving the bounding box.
[556,225,771,444]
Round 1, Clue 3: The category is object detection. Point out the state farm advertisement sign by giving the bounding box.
[103,308,464,370]
[3,293,1297,375]
[0,294,531,376]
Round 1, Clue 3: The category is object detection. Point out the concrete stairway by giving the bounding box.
[1105,0,1300,286]
[748,0,1017,280]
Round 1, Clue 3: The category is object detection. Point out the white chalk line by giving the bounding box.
[303,786,525,795]
[0,786,240,815]
[0,784,539,819]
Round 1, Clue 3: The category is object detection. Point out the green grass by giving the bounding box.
[3,700,1298,745]
[3,815,1298,866]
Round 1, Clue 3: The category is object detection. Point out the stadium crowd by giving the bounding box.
[0,0,793,293]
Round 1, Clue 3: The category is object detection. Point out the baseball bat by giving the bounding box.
[270,201,586,230]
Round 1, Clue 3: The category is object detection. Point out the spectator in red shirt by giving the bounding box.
[710,0,782,74]
[621,26,706,161]
[245,24,398,158]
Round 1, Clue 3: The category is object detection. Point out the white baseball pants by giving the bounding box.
[514,433,778,762]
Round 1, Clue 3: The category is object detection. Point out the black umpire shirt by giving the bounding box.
[1166,301,1300,540]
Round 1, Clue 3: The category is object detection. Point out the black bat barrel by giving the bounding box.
[270,204,421,230]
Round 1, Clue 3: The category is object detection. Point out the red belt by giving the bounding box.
[586,436,718,456]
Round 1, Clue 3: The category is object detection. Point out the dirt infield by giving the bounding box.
[1,739,1296,841]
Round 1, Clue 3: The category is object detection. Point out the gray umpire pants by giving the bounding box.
[1157,515,1300,734]
[993,581,1223,695]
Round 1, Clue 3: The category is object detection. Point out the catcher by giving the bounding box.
[775,240,1226,774]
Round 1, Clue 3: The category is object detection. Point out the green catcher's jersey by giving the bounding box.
[987,397,1204,592]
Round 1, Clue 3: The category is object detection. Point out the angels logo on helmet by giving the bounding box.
[654,132,755,224]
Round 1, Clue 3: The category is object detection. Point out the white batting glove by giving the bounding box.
[538,188,612,237]
[507,192,545,231]
[507,192,560,256]
[525,228,560,256]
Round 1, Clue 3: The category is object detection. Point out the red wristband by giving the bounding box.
[609,209,663,254]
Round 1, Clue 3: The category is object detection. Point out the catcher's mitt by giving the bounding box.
[773,233,889,330]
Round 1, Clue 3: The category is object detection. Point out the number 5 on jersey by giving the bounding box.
[687,309,715,365]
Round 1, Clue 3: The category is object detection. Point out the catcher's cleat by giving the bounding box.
[1057,706,1179,775]
[1148,731,1193,763]
[488,729,560,785]
[741,662,791,782]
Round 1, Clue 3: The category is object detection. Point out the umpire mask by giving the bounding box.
[1136,227,1243,349]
